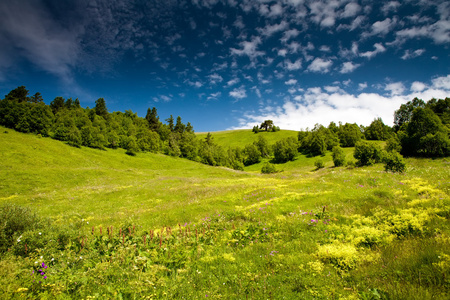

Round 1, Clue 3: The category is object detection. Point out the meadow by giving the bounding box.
[1,126,449,299]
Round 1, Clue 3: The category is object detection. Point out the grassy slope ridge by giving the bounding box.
[196,129,298,148]
[1,126,450,299]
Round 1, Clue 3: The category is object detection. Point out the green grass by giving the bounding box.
[196,129,298,148]
[1,126,449,299]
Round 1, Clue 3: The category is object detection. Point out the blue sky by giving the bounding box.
[0,0,449,132]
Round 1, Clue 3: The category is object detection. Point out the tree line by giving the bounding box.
[0,86,448,172]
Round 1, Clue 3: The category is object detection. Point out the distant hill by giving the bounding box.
[196,129,298,148]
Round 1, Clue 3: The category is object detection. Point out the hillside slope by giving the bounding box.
[196,129,298,148]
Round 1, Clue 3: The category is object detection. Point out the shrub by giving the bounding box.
[385,136,402,153]
[0,204,44,253]
[384,151,406,173]
[353,141,384,166]
[273,137,298,163]
[314,159,325,169]
[331,146,346,167]
[261,163,277,174]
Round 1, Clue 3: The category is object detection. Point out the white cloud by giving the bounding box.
[229,85,247,101]
[230,36,265,62]
[207,91,221,101]
[319,45,331,52]
[285,79,298,85]
[277,49,288,56]
[208,73,223,84]
[307,58,333,73]
[395,20,450,45]
[385,82,405,96]
[260,3,284,18]
[401,49,425,60]
[358,82,368,90]
[227,77,240,86]
[381,1,401,15]
[360,43,386,59]
[257,21,288,38]
[285,59,302,71]
[411,81,426,92]
[362,18,397,38]
[309,1,339,28]
[431,75,450,89]
[340,62,360,74]
[229,75,450,131]
[281,28,300,43]
[341,2,361,18]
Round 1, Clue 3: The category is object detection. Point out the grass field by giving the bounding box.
[196,129,298,148]
[1,126,449,299]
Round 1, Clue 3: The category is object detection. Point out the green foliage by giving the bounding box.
[339,122,363,147]
[332,146,346,167]
[261,162,278,174]
[354,141,385,166]
[0,204,44,253]
[384,151,406,173]
[401,107,450,157]
[298,124,339,156]
[259,119,274,131]
[253,135,271,157]
[385,136,402,153]
[394,97,426,131]
[314,158,325,169]
[273,137,298,163]
[243,144,262,166]
[365,118,392,140]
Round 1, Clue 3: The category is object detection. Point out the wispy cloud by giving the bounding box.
[307,58,333,73]
[229,85,247,101]
[360,43,386,59]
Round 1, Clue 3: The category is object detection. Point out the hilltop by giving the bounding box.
[196,129,298,148]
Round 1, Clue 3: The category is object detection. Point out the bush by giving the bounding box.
[353,141,384,166]
[332,146,346,167]
[261,163,277,174]
[314,158,325,169]
[384,151,406,173]
[273,137,298,163]
[385,136,402,153]
[0,204,44,253]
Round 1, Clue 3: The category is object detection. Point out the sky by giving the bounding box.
[0,0,449,132]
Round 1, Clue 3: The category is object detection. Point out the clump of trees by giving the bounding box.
[394,97,449,157]
[253,120,280,133]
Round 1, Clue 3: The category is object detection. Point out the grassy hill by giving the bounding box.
[1,126,449,299]
[196,129,298,148]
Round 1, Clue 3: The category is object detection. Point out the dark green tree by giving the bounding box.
[50,97,65,114]
[273,137,298,163]
[254,135,271,157]
[146,107,160,131]
[260,120,274,131]
[30,92,43,103]
[174,116,185,133]
[94,98,108,119]
[394,97,426,131]
[402,107,449,157]
[339,123,362,147]
[243,144,262,166]
[365,118,392,140]
[5,86,29,102]
[166,115,174,132]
